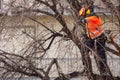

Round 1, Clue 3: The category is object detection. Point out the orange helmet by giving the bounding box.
[79,8,85,16]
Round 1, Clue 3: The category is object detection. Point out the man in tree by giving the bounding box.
[79,4,107,75]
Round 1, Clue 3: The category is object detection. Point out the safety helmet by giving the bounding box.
[79,8,91,16]
[79,8,85,16]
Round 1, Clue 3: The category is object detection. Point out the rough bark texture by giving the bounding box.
[0,0,120,80]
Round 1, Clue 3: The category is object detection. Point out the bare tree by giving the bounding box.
[0,0,120,80]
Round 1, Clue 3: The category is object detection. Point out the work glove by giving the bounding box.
[81,18,87,23]
[79,16,86,23]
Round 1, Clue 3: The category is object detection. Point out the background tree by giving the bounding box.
[0,0,120,80]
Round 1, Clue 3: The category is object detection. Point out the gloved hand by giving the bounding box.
[79,16,86,23]
[81,18,87,23]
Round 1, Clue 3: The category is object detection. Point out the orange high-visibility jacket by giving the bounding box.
[85,16,103,39]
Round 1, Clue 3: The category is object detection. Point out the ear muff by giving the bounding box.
[86,9,91,15]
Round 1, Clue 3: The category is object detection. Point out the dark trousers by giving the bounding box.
[84,34,107,74]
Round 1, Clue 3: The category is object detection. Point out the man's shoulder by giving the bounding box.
[87,15,99,18]
[86,15,101,20]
